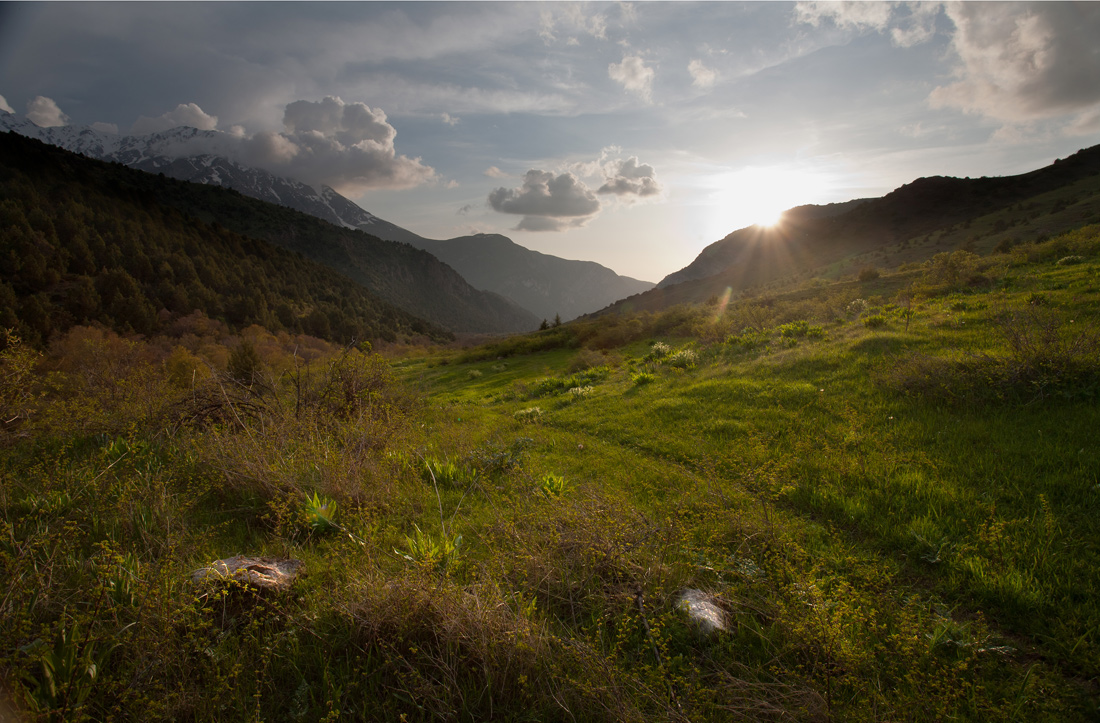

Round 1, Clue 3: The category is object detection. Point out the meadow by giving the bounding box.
[1,226,1098,721]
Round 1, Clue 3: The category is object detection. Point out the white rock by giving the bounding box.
[676,589,727,634]
[192,556,303,592]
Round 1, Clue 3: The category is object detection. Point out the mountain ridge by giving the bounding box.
[604,143,1100,317]
[654,144,1100,292]
[0,128,539,334]
[0,112,652,321]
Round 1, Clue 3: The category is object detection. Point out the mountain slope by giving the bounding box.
[412,234,654,322]
[1,130,539,334]
[0,132,451,345]
[605,144,1100,317]
[0,112,651,321]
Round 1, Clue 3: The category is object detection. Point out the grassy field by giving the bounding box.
[1,227,1098,721]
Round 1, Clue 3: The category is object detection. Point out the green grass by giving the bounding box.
[2,227,1099,721]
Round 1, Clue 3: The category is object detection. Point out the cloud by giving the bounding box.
[488,169,601,232]
[441,112,460,126]
[891,2,941,47]
[597,156,662,199]
[132,102,218,134]
[794,1,940,47]
[114,95,434,194]
[484,166,508,178]
[26,96,70,127]
[539,4,608,44]
[688,59,718,89]
[456,203,474,215]
[255,96,435,192]
[609,55,655,102]
[929,3,1100,124]
[282,96,392,145]
[91,121,119,134]
[794,1,893,32]
[0,95,13,114]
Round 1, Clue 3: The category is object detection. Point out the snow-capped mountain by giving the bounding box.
[0,112,418,241]
[3,112,654,320]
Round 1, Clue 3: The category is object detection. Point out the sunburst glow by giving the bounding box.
[708,165,833,236]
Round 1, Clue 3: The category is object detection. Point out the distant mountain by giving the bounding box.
[0,112,652,322]
[605,144,1100,316]
[0,126,539,334]
[410,234,654,322]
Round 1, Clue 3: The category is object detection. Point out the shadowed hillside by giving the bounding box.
[0,132,451,346]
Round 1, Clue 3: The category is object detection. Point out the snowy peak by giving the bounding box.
[0,112,388,233]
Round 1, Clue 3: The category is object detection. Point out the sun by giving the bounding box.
[754,205,785,228]
[707,165,832,235]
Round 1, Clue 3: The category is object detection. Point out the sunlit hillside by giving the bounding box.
[3,222,1097,720]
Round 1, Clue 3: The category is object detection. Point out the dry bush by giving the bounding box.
[486,492,658,628]
[193,349,416,507]
[38,326,173,435]
[348,573,665,722]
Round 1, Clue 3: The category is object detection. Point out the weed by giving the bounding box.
[301,491,338,534]
[631,371,655,386]
[394,524,464,574]
[539,473,569,498]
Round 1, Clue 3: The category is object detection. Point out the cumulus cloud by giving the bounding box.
[484,166,508,178]
[0,94,13,114]
[91,121,119,134]
[688,59,718,89]
[597,156,663,198]
[26,96,70,127]
[929,3,1100,124]
[115,95,434,194]
[246,96,435,192]
[488,169,601,232]
[132,102,218,135]
[441,112,460,126]
[609,55,655,102]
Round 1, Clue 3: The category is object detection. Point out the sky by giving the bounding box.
[2,2,1100,282]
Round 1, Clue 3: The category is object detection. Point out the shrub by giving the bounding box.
[631,372,655,386]
[863,315,888,329]
[645,341,671,360]
[568,385,594,400]
[513,407,544,423]
[858,266,880,282]
[467,369,483,380]
[846,299,870,318]
[666,349,698,369]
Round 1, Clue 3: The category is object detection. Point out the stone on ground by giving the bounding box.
[192,555,303,592]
